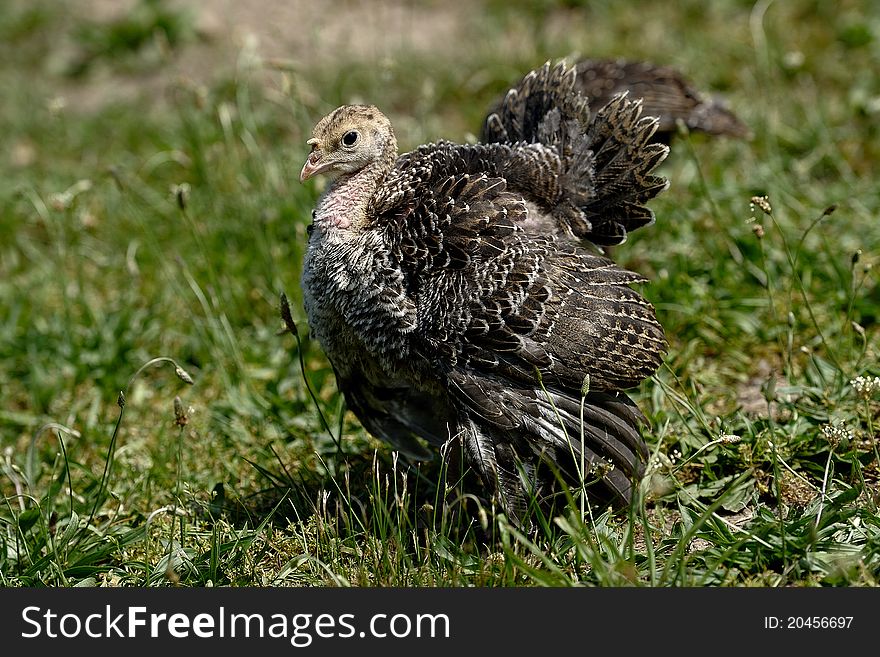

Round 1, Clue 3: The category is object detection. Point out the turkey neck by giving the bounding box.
[315,156,394,233]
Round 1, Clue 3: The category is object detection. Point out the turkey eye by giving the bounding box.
[342,131,359,147]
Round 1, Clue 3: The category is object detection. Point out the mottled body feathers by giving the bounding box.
[298,63,669,522]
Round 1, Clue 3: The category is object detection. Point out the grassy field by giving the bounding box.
[1,0,879,587]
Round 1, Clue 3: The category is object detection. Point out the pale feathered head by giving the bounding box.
[300,104,397,182]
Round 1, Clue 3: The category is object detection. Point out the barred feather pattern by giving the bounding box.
[298,82,669,523]
[483,58,750,145]
[480,61,670,245]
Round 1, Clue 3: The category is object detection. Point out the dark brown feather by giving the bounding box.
[299,66,671,525]
[483,58,750,146]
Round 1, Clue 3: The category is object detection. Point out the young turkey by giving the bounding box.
[296,62,668,523]
[483,58,750,146]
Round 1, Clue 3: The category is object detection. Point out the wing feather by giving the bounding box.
[366,144,665,509]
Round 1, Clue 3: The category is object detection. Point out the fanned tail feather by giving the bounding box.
[482,61,669,245]
[572,94,669,244]
[482,61,591,145]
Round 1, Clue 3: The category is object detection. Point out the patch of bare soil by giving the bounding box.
[60,0,470,112]
[735,358,795,420]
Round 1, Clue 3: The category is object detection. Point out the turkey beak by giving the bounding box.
[300,140,323,182]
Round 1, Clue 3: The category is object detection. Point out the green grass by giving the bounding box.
[1,0,879,587]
